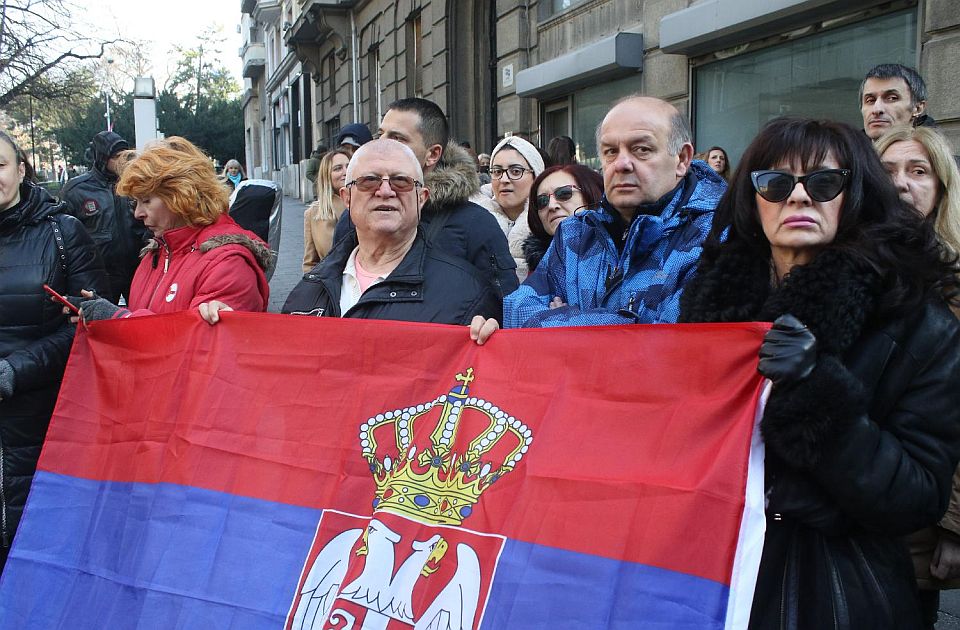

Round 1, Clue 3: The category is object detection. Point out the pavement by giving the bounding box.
[940,590,960,629]
[267,195,309,312]
[264,194,960,628]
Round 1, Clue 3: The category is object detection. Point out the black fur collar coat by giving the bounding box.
[680,242,960,629]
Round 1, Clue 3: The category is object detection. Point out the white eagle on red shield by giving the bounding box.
[286,369,533,630]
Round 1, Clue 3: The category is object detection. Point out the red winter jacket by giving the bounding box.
[123,214,270,316]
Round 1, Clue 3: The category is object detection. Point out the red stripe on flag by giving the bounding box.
[41,312,767,585]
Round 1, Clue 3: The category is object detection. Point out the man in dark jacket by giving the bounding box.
[332,98,518,298]
[282,139,501,324]
[60,131,146,303]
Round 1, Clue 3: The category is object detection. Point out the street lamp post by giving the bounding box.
[101,57,115,131]
[104,91,112,131]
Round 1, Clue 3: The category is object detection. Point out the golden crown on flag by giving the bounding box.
[359,368,533,526]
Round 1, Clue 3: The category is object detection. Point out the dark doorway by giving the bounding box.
[447,0,495,153]
[291,80,302,162]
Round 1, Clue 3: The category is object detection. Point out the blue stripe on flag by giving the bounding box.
[482,539,728,629]
[1,473,730,629]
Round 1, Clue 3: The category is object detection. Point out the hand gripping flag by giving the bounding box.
[0,313,768,629]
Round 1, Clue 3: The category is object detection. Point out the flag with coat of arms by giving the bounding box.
[0,313,768,629]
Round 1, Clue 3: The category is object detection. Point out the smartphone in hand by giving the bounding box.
[43,284,80,315]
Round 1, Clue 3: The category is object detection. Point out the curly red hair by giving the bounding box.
[116,136,228,226]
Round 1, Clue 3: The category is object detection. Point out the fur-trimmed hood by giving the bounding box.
[140,214,274,272]
[424,142,481,212]
[521,233,551,274]
[199,233,273,272]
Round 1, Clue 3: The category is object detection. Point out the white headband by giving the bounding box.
[490,136,545,178]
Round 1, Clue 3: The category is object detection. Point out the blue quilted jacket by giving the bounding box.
[503,161,726,328]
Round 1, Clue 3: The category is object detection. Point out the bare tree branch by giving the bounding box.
[0,0,119,106]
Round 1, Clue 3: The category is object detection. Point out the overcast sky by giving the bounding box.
[84,0,245,87]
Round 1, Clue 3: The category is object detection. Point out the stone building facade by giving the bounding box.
[240,0,960,197]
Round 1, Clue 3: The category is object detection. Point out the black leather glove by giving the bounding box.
[79,293,122,322]
[758,314,817,384]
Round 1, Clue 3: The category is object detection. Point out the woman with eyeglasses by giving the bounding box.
[484,136,546,281]
[680,117,960,629]
[522,164,603,273]
[875,125,960,629]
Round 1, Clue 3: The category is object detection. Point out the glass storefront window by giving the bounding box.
[571,74,641,169]
[695,9,917,167]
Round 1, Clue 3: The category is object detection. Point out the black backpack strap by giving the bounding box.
[48,216,68,275]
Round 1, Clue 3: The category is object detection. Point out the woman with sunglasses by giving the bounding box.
[522,164,603,273]
[485,136,546,281]
[681,117,960,629]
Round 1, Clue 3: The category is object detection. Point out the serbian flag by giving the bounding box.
[0,314,768,629]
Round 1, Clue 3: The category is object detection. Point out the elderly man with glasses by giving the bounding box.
[278,139,501,324]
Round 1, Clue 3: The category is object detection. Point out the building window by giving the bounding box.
[368,46,382,125]
[406,13,423,97]
[694,8,917,165]
[273,99,285,170]
[568,74,639,169]
[325,116,341,150]
[326,54,337,106]
[539,0,589,21]
[542,98,572,149]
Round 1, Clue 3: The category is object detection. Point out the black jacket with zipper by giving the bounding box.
[60,131,146,302]
[331,143,519,298]
[0,183,107,570]
[282,228,502,324]
[681,243,960,629]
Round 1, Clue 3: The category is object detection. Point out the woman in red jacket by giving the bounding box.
[72,137,270,321]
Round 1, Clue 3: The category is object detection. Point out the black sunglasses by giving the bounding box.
[535,185,581,210]
[750,169,851,203]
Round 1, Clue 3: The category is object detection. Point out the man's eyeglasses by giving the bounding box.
[750,169,850,203]
[346,175,421,193]
[535,185,581,210]
[490,166,534,181]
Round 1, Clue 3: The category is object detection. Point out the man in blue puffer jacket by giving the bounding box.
[499,96,726,330]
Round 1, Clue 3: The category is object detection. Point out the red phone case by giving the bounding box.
[43,284,80,315]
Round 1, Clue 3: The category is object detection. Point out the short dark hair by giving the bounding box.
[860,63,927,106]
[527,164,604,240]
[386,98,449,151]
[705,117,957,312]
[546,136,576,166]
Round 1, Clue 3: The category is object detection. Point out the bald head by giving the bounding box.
[346,138,424,184]
[597,96,691,156]
[597,95,694,219]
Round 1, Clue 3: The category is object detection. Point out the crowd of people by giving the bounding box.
[2,60,960,628]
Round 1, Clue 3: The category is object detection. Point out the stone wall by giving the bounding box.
[922,0,960,149]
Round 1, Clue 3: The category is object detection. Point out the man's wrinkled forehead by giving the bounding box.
[347,140,423,181]
[600,98,674,142]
